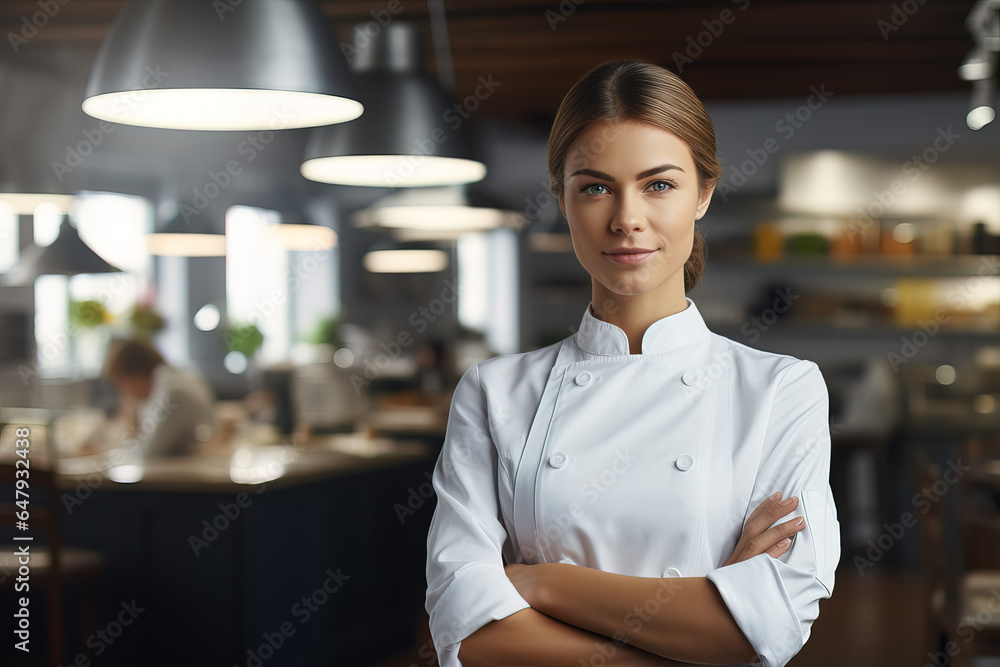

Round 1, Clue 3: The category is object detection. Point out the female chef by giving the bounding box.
[425,60,840,667]
[103,338,217,458]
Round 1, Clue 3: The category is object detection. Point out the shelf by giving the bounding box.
[709,255,998,277]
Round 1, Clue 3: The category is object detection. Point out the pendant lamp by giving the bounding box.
[363,240,450,273]
[147,213,227,257]
[352,186,524,234]
[301,21,486,188]
[0,140,75,215]
[83,0,363,131]
[265,210,338,251]
[1,218,122,286]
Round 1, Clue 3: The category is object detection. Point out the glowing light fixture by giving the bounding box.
[83,0,362,131]
[352,186,523,234]
[967,76,996,130]
[301,22,485,187]
[147,214,226,257]
[363,246,449,273]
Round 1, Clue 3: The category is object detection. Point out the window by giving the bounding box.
[32,193,154,378]
[225,205,337,368]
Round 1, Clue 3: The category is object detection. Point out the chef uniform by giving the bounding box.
[134,364,217,458]
[425,297,840,667]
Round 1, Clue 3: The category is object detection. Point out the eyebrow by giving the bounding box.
[568,164,686,181]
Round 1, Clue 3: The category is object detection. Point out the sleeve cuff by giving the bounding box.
[706,554,806,667]
[427,562,532,666]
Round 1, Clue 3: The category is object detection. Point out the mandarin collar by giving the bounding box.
[574,297,711,356]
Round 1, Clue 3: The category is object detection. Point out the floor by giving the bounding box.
[369,569,935,667]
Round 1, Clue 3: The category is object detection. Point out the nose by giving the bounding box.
[610,191,646,235]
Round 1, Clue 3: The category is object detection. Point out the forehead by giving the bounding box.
[565,120,694,174]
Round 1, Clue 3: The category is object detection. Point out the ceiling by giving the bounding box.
[0,0,980,127]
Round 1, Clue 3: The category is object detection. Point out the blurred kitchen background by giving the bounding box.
[0,1,998,665]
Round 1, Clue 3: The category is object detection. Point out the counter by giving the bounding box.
[0,431,440,667]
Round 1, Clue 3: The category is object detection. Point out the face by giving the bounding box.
[558,120,714,305]
[111,373,153,401]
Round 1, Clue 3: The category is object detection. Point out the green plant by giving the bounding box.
[224,322,264,357]
[69,299,111,329]
[302,314,343,348]
[129,304,166,340]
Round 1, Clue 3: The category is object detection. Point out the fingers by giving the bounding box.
[750,516,806,559]
[744,494,800,539]
[744,491,782,528]
[764,538,792,559]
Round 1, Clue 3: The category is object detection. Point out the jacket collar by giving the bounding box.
[574,297,711,356]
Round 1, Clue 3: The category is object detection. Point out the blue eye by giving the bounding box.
[649,180,676,192]
[579,182,608,196]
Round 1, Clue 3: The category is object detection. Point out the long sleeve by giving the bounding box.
[706,359,841,667]
[136,367,215,458]
[425,363,531,667]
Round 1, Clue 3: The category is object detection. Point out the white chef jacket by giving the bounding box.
[135,364,217,458]
[425,297,840,667]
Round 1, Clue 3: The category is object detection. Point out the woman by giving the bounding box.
[103,338,217,458]
[425,60,839,667]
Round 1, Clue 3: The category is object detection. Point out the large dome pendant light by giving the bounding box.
[301,17,487,188]
[83,0,363,131]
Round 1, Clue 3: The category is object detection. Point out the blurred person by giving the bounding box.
[103,338,217,458]
[425,59,840,667]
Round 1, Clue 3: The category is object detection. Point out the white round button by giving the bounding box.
[548,452,568,468]
[664,567,682,578]
[681,371,699,386]
[675,455,694,472]
[574,371,593,386]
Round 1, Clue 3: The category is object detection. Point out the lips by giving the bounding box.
[603,248,658,264]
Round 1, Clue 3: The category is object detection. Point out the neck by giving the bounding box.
[589,273,688,354]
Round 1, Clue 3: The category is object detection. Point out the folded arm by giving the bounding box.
[499,493,806,664]
[459,607,697,667]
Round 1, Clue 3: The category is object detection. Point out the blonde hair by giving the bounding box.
[547,59,720,292]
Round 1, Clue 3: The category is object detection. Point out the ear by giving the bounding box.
[558,194,567,223]
[695,183,715,220]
